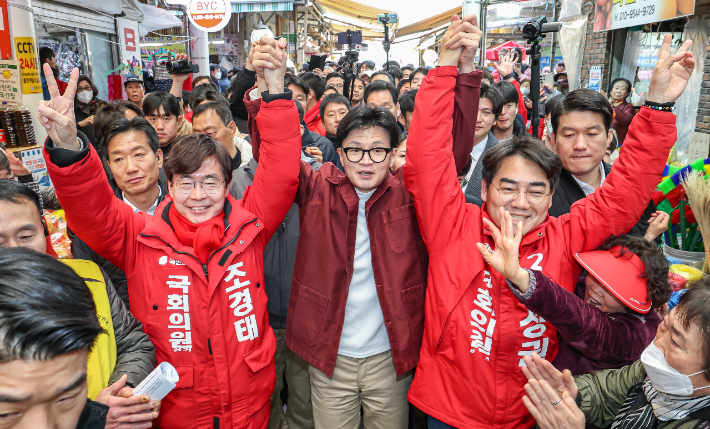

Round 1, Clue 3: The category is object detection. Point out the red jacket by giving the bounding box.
[404,67,677,429]
[45,98,302,429]
[304,100,326,136]
[285,164,429,377]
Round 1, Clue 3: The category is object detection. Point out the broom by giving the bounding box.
[681,170,710,273]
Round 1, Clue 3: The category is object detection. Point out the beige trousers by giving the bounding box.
[309,350,412,429]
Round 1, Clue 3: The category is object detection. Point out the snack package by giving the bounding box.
[44,210,72,259]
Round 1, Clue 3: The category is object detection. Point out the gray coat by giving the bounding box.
[229,154,321,329]
[464,131,499,200]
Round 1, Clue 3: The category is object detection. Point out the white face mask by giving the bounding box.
[214,70,222,80]
[521,87,530,96]
[641,342,710,396]
[77,90,93,104]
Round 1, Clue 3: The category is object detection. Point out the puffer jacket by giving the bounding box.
[44,96,302,429]
[404,67,677,429]
[577,360,710,428]
[229,154,321,329]
[73,177,170,308]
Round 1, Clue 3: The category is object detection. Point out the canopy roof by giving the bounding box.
[314,0,398,39]
[395,6,461,38]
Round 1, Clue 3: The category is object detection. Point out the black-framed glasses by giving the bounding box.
[490,183,550,205]
[341,147,393,163]
[173,179,225,195]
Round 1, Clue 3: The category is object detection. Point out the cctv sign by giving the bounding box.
[187,0,231,32]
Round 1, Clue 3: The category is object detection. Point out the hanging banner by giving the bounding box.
[0,60,20,107]
[588,66,602,91]
[187,0,231,32]
[117,18,141,69]
[14,37,41,94]
[0,0,11,60]
[593,0,695,32]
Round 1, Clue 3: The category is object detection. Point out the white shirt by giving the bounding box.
[338,189,391,358]
[122,187,161,216]
[572,163,606,196]
[463,136,488,188]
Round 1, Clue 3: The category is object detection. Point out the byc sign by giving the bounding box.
[187,0,231,32]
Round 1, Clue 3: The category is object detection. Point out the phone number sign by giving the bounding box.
[593,0,695,31]
[0,60,20,107]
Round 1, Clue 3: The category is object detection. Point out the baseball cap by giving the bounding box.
[124,75,144,87]
[361,70,374,77]
[574,246,651,313]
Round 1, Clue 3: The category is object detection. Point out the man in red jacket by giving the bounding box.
[404,15,695,429]
[37,35,301,429]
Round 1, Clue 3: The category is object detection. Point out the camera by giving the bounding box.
[165,60,199,75]
[522,16,562,42]
[377,13,398,25]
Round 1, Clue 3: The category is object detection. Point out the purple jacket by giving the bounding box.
[510,270,660,375]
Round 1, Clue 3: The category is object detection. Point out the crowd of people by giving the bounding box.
[0,12,706,429]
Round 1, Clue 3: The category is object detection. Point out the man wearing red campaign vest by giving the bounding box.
[38,36,301,429]
[404,16,694,429]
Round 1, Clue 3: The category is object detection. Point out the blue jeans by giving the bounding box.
[427,416,457,429]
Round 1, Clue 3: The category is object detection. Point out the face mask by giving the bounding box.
[641,342,710,396]
[77,90,93,104]
[521,87,530,96]
[214,71,222,80]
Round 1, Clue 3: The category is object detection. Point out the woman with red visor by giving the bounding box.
[479,208,672,375]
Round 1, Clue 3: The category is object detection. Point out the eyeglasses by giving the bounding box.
[341,147,393,163]
[173,179,225,194]
[333,83,344,88]
[490,183,550,205]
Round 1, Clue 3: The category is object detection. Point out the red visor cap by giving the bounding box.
[574,246,651,313]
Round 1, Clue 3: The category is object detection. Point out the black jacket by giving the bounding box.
[72,175,169,308]
[550,163,654,236]
[304,126,339,166]
[76,400,109,429]
[228,68,256,130]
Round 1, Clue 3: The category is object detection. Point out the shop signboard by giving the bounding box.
[14,38,41,94]
[19,148,50,186]
[0,60,20,107]
[0,0,11,60]
[588,66,602,91]
[593,0,695,32]
[117,18,141,68]
[187,0,231,32]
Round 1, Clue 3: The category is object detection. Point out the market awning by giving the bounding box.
[136,3,184,37]
[395,6,462,38]
[485,40,526,60]
[314,0,398,39]
[232,1,293,12]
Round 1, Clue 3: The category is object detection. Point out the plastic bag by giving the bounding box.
[44,210,72,259]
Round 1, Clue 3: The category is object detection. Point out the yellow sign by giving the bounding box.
[14,37,41,94]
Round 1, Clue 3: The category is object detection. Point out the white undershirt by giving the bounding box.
[572,163,606,196]
[338,189,391,358]
[463,136,489,187]
[122,187,161,216]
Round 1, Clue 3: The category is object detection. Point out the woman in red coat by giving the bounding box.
[608,77,637,145]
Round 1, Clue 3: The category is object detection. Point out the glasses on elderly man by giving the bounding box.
[173,179,225,194]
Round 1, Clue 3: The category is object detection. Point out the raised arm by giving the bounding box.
[239,36,301,241]
[565,35,695,255]
[39,64,143,272]
[404,14,482,254]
